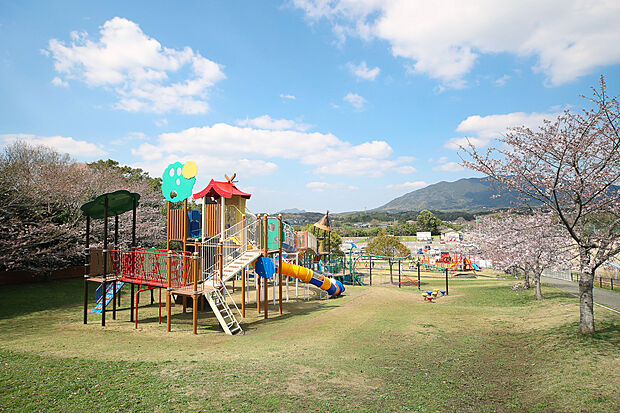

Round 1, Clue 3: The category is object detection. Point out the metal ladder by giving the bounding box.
[205,288,243,335]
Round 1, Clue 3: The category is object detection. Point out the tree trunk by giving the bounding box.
[534,271,543,300]
[579,270,595,334]
[523,272,530,289]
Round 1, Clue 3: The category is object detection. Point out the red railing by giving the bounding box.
[110,248,194,288]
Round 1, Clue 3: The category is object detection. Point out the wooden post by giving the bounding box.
[166,201,171,251]
[417,262,421,290]
[278,214,283,315]
[193,252,198,335]
[182,199,188,313]
[102,196,108,327]
[83,216,90,324]
[242,267,246,318]
[219,242,224,285]
[445,267,449,295]
[166,250,172,332]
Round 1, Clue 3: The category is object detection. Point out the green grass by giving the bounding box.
[0,276,618,412]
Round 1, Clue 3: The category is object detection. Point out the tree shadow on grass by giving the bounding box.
[0,278,87,319]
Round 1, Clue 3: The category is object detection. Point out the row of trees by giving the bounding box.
[337,210,453,237]
[463,77,620,334]
[0,142,165,275]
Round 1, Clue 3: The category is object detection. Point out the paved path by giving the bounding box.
[542,276,620,314]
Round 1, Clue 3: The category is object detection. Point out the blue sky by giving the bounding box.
[2,1,620,212]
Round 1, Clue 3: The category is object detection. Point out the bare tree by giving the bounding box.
[462,77,620,333]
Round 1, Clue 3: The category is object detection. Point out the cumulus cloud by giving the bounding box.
[386,181,427,190]
[46,17,225,114]
[51,76,68,87]
[130,121,414,178]
[306,181,360,192]
[280,93,296,100]
[1,134,107,157]
[236,115,311,131]
[347,61,380,80]
[445,111,559,149]
[343,92,367,110]
[293,0,620,87]
[433,162,464,172]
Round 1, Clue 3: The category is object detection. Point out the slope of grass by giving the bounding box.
[0,277,618,412]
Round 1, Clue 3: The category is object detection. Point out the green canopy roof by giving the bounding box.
[80,190,140,219]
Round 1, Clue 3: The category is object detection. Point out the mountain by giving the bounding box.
[376,177,521,212]
[279,208,306,213]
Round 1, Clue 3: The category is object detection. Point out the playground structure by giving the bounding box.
[346,252,451,294]
[82,164,344,336]
[419,251,481,275]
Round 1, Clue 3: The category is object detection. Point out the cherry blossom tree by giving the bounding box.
[0,141,165,276]
[462,77,620,333]
[470,210,573,300]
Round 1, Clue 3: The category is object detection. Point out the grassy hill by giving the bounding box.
[376,177,520,212]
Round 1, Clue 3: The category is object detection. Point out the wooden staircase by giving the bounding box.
[205,288,243,335]
[221,249,262,283]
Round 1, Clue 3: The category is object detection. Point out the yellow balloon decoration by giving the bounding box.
[182,161,198,179]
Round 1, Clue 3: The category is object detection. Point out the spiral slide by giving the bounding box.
[280,261,345,296]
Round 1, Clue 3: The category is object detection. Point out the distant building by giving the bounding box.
[416,231,432,242]
[441,231,461,242]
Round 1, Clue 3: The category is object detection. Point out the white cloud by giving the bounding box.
[394,165,416,174]
[386,181,427,190]
[306,181,360,192]
[445,111,559,149]
[293,0,620,87]
[130,121,414,179]
[433,162,464,172]
[51,76,68,87]
[343,92,366,110]
[47,17,225,114]
[494,74,510,87]
[280,93,296,100]
[347,61,380,80]
[236,115,311,132]
[306,181,332,192]
[1,134,107,157]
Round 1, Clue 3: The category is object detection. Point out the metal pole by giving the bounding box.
[445,267,449,295]
[389,259,393,284]
[398,259,401,288]
[417,262,421,290]
[83,216,90,324]
[369,256,373,286]
[131,198,136,322]
[102,196,108,327]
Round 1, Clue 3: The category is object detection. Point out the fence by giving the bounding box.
[543,268,617,291]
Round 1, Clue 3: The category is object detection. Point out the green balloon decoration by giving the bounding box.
[162,161,196,202]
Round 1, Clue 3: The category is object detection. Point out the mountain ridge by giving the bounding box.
[375,177,519,212]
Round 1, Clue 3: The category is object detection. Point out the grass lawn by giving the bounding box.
[0,276,618,412]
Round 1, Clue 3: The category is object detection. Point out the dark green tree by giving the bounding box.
[416,210,440,235]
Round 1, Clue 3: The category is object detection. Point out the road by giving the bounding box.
[542,276,620,314]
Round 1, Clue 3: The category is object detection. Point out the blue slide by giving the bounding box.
[92,282,125,313]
